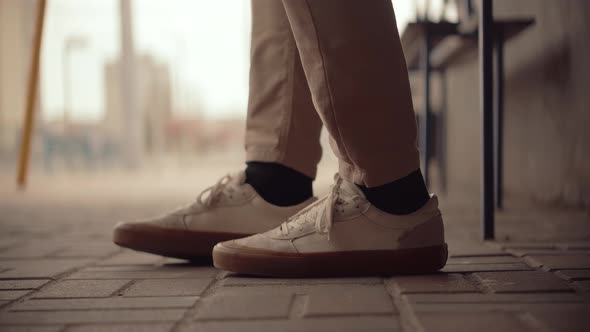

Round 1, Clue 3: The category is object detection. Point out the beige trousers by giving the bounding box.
[245,0,419,187]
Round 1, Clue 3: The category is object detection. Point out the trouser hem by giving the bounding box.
[246,147,318,179]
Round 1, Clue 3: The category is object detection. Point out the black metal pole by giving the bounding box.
[441,69,448,193]
[494,28,504,210]
[422,26,431,188]
[479,0,495,240]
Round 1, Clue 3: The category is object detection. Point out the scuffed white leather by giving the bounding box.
[226,233,299,254]
[182,196,314,234]
[124,172,316,234]
[229,177,445,254]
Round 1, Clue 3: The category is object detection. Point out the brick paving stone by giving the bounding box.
[65,323,174,332]
[387,274,477,294]
[573,280,590,292]
[496,242,556,250]
[123,279,211,296]
[530,308,590,332]
[97,252,163,266]
[505,248,590,257]
[405,293,589,304]
[179,317,400,332]
[442,263,531,273]
[409,302,590,313]
[0,309,186,324]
[417,312,533,332]
[0,326,64,332]
[0,280,51,290]
[404,293,590,312]
[194,291,292,320]
[33,280,129,298]
[11,296,198,310]
[525,255,590,270]
[304,285,395,317]
[53,243,121,258]
[0,259,91,279]
[556,241,590,250]
[67,267,217,280]
[0,290,32,300]
[0,243,66,259]
[220,275,381,287]
[446,256,522,264]
[0,239,21,250]
[448,242,507,257]
[474,271,573,293]
[83,266,161,272]
[555,269,590,281]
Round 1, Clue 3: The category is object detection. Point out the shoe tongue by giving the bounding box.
[338,179,366,199]
[229,170,247,185]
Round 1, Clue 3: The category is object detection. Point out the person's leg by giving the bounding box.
[245,0,323,206]
[279,0,427,199]
[213,0,447,277]
[113,0,322,259]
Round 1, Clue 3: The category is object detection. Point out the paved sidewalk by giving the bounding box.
[0,173,589,331]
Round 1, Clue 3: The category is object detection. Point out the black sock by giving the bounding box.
[245,162,313,206]
[357,169,430,215]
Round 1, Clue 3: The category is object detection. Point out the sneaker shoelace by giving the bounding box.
[195,172,246,208]
[280,173,355,238]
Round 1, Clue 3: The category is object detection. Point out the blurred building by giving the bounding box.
[0,0,39,157]
[103,54,172,157]
[165,116,245,155]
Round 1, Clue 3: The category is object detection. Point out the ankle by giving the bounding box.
[245,162,313,206]
[357,169,430,215]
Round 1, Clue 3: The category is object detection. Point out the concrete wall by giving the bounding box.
[442,0,590,208]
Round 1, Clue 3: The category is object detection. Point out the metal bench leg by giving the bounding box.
[422,27,431,188]
[480,0,495,240]
[495,28,505,210]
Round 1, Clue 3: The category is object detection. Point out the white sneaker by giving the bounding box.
[113,171,315,260]
[213,173,448,277]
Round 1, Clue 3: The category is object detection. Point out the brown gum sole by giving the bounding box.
[213,243,449,277]
[113,223,252,261]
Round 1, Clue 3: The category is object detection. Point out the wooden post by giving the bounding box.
[17,0,46,189]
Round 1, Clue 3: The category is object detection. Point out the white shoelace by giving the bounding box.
[196,172,246,208]
[280,173,345,238]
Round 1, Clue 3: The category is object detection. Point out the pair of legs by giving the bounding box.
[246,0,420,188]
[114,0,448,277]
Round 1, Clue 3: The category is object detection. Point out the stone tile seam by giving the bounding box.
[113,279,139,297]
[288,294,309,319]
[384,279,423,332]
[7,307,199,313]
[0,247,124,313]
[169,270,225,332]
[0,324,67,332]
[470,268,586,295]
[517,311,553,332]
[221,281,384,287]
[465,272,495,294]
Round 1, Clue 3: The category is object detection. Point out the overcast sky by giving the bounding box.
[41,0,417,122]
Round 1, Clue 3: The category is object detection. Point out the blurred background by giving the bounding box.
[0,0,430,199]
[1,0,252,176]
[0,0,588,223]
